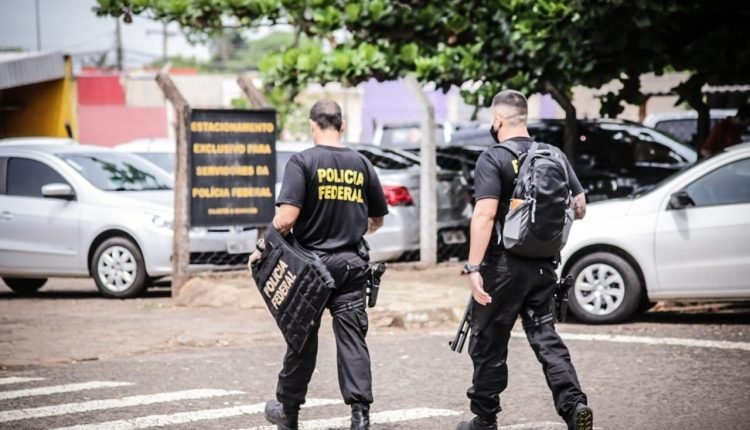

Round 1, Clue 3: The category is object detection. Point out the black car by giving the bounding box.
[446,119,698,202]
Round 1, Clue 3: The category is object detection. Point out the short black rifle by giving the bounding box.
[449,296,473,353]
[367,263,386,308]
[554,275,574,322]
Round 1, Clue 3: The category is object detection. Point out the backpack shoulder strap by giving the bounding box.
[492,141,521,159]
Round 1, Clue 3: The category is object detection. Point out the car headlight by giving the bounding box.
[151,214,173,230]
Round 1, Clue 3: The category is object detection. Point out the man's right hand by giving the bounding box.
[247,250,261,275]
[468,272,492,305]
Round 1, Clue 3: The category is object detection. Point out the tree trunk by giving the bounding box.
[405,76,437,266]
[237,73,271,109]
[694,103,710,151]
[675,73,709,150]
[236,73,272,244]
[155,64,190,298]
[545,81,577,161]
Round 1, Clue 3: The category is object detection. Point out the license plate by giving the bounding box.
[441,230,467,245]
[226,238,255,254]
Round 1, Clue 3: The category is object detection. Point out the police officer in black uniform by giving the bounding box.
[456,90,593,430]
[252,100,388,430]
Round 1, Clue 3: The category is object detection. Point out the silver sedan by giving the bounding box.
[0,138,256,298]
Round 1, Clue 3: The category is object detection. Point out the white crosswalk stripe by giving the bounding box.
[0,381,133,400]
[3,375,461,429]
[49,398,343,430]
[240,407,461,430]
[433,329,750,352]
[0,388,244,423]
[0,377,45,385]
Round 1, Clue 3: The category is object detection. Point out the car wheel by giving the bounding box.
[2,277,47,294]
[567,252,642,324]
[91,237,148,298]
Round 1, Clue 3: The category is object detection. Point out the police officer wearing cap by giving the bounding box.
[455,90,593,430]
[251,100,388,430]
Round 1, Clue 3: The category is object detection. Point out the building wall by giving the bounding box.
[124,74,243,108]
[291,83,362,143]
[0,56,77,139]
[77,105,166,146]
[360,79,450,143]
[76,70,168,146]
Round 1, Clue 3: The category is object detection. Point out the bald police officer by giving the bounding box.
[252,100,388,430]
[456,90,593,430]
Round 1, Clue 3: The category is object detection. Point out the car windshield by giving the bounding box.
[361,147,418,169]
[596,123,698,164]
[133,152,175,173]
[59,152,173,191]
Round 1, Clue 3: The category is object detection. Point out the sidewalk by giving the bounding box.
[178,262,470,329]
[0,263,470,367]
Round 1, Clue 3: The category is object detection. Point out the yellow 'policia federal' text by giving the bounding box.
[316,168,365,203]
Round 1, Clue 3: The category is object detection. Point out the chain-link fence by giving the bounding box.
[179,141,474,284]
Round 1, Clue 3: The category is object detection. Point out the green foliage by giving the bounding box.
[95,0,750,124]
[216,30,314,72]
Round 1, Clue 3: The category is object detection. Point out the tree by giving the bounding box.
[221,30,314,72]
[585,0,750,146]
[95,0,750,152]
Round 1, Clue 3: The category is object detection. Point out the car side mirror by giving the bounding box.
[41,183,75,200]
[668,190,694,210]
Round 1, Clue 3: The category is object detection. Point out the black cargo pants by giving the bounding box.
[276,251,372,407]
[467,251,587,420]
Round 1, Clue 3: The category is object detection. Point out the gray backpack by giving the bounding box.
[496,141,574,258]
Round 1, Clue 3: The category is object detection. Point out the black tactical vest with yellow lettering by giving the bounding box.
[251,226,335,352]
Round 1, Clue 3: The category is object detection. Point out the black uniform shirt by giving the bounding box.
[277,145,389,252]
[474,137,584,246]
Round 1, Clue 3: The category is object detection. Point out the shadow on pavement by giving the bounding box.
[634,309,750,325]
[0,289,172,300]
[564,301,750,326]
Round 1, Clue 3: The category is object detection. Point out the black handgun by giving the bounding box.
[554,275,574,322]
[449,296,473,353]
[367,263,386,308]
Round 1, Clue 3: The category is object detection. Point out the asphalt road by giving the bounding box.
[1,278,749,430]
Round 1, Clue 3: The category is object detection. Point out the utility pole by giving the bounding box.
[162,22,168,63]
[115,19,123,71]
[34,0,41,50]
[147,22,177,65]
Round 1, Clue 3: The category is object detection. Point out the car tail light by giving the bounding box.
[382,185,414,206]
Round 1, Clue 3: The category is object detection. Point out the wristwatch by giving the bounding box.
[462,262,481,275]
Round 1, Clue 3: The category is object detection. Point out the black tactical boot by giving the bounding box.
[566,403,593,430]
[350,403,370,430]
[455,416,498,430]
[264,400,298,430]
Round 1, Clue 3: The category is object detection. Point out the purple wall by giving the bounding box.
[360,79,450,143]
[539,94,557,119]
